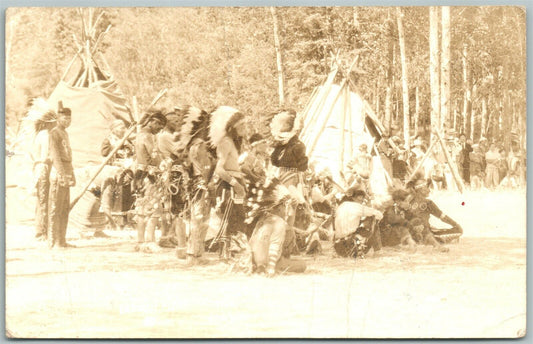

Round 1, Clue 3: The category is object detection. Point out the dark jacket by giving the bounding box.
[271,136,308,172]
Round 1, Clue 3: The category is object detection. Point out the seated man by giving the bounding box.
[333,188,383,259]
[371,188,417,252]
[405,173,463,251]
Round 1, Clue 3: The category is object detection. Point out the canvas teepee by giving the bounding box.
[299,58,393,197]
[47,8,132,167]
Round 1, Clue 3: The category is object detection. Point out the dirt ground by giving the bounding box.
[4,188,527,338]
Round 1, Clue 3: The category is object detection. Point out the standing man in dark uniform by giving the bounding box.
[459,133,473,185]
[48,102,76,248]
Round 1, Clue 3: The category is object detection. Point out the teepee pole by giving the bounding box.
[75,68,87,87]
[406,137,437,183]
[435,130,465,193]
[339,84,348,170]
[97,52,113,80]
[79,8,88,41]
[307,81,345,157]
[347,83,354,159]
[307,57,358,156]
[301,68,338,139]
[91,25,111,55]
[301,86,318,126]
[91,10,105,37]
[69,124,137,212]
[60,48,82,83]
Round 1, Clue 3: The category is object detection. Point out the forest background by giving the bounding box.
[5,6,526,152]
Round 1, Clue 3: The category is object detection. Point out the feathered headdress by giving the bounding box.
[179,105,209,149]
[270,110,302,143]
[208,106,243,147]
[25,98,56,123]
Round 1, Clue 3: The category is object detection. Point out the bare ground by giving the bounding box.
[4,188,527,338]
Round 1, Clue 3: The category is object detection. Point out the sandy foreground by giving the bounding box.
[4,188,527,338]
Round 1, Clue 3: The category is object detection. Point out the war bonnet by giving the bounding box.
[209,106,245,147]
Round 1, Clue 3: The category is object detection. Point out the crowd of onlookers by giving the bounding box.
[375,131,525,191]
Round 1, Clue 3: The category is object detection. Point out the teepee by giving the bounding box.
[47,8,132,167]
[299,58,393,197]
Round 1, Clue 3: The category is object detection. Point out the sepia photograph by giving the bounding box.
[4,6,526,338]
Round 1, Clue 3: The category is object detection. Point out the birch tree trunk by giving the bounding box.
[470,85,477,140]
[462,43,472,138]
[440,6,451,130]
[385,87,392,135]
[396,7,410,148]
[429,6,441,140]
[384,14,395,135]
[270,7,285,107]
[481,97,487,138]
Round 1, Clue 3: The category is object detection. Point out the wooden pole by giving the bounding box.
[306,83,345,157]
[91,24,111,55]
[69,125,137,211]
[301,86,318,126]
[301,66,339,139]
[307,58,358,156]
[347,84,354,159]
[148,88,168,109]
[406,137,437,183]
[435,130,464,193]
[60,48,83,83]
[339,85,348,170]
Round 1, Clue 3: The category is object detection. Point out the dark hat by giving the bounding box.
[151,111,167,124]
[249,133,265,145]
[346,186,367,199]
[164,111,181,124]
[140,111,167,126]
[57,101,71,117]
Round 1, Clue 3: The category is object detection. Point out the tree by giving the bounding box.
[396,7,410,147]
[429,6,441,139]
[440,6,451,130]
[270,7,285,107]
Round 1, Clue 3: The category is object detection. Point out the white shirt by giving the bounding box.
[334,201,383,239]
[32,130,50,164]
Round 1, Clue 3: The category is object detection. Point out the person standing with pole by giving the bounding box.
[48,102,76,248]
